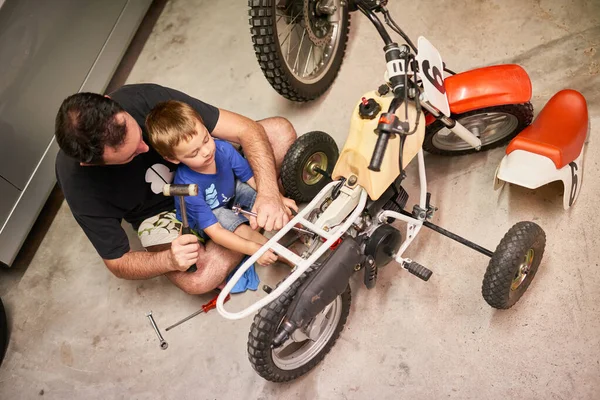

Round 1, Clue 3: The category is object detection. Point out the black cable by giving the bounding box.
[444,67,457,75]
[381,7,417,53]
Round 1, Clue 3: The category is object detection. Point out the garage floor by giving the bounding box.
[1,0,600,399]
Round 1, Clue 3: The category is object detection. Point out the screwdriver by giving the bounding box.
[165,293,231,331]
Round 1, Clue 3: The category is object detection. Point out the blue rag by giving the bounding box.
[226,256,260,294]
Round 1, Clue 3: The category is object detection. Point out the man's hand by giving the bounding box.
[282,197,298,214]
[251,193,293,231]
[169,234,200,271]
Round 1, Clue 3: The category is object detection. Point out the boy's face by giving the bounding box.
[167,119,216,170]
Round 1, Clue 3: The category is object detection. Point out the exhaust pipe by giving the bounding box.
[272,238,362,347]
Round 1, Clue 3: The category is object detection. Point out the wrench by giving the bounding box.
[146,311,168,350]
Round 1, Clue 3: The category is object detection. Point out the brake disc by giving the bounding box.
[303,0,334,47]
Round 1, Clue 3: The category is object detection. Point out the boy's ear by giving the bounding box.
[165,156,180,164]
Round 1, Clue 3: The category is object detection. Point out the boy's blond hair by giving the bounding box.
[145,100,206,159]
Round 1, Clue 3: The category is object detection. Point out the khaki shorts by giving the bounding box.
[137,210,205,248]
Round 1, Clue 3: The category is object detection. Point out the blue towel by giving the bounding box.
[226,256,260,294]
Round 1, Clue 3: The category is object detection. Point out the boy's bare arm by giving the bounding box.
[203,223,261,257]
[246,177,257,191]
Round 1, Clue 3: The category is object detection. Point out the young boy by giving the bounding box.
[146,100,297,266]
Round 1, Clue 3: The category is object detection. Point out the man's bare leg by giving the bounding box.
[163,241,243,295]
[256,117,297,173]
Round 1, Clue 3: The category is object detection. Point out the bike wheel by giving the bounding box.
[423,103,534,156]
[247,272,351,382]
[281,131,339,203]
[482,222,546,309]
[249,0,350,102]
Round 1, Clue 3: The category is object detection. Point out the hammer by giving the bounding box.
[163,184,199,273]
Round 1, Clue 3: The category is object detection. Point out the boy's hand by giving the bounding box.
[257,250,278,266]
[169,234,200,271]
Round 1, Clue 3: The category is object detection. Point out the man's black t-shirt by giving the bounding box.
[55,84,219,260]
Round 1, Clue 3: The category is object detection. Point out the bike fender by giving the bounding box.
[444,64,532,115]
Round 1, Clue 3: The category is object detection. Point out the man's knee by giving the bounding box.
[271,117,297,144]
[176,277,219,295]
[168,245,242,295]
[260,117,297,148]
[259,117,297,169]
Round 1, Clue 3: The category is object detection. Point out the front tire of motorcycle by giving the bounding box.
[423,103,534,156]
[247,276,351,382]
[248,0,350,102]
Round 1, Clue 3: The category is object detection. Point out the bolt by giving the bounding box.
[348,175,358,185]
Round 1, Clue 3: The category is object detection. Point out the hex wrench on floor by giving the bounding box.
[146,311,168,350]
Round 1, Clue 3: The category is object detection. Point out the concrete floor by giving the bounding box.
[1,0,600,398]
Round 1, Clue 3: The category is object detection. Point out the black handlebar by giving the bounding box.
[355,0,420,173]
[368,132,390,171]
[355,1,393,45]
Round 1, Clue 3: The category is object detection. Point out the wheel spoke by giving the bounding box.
[303,45,314,77]
[272,337,296,356]
[278,12,302,43]
[308,302,334,341]
[293,29,306,72]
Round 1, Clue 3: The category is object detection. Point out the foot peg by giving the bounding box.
[403,260,433,281]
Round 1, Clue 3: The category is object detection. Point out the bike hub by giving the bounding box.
[305,0,334,46]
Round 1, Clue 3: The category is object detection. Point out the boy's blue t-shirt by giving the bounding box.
[174,140,253,230]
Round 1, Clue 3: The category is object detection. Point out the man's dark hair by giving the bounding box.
[55,92,127,164]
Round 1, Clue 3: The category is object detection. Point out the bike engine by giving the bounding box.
[364,224,402,267]
[382,185,409,214]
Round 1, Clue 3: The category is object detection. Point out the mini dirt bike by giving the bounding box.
[249,0,534,156]
[223,0,546,382]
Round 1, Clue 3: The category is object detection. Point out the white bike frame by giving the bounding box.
[217,36,488,320]
[217,149,431,320]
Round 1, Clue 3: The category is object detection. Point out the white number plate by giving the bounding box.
[416,36,451,117]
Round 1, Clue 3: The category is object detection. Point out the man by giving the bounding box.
[54,83,296,294]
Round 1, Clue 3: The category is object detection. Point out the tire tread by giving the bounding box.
[482,221,546,309]
[248,0,350,101]
[247,267,351,382]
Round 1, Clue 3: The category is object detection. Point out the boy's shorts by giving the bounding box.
[137,180,256,248]
[211,180,257,233]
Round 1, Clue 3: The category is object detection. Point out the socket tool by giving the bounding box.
[146,311,168,350]
[166,293,231,331]
[231,204,315,236]
[163,184,199,273]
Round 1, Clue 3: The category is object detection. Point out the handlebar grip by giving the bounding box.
[181,226,198,273]
[368,132,391,171]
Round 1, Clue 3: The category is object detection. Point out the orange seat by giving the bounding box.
[506,90,588,169]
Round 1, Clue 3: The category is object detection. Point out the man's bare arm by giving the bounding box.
[212,109,289,230]
[104,250,175,280]
[104,234,200,279]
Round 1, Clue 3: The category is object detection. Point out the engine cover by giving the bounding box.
[364,224,402,267]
